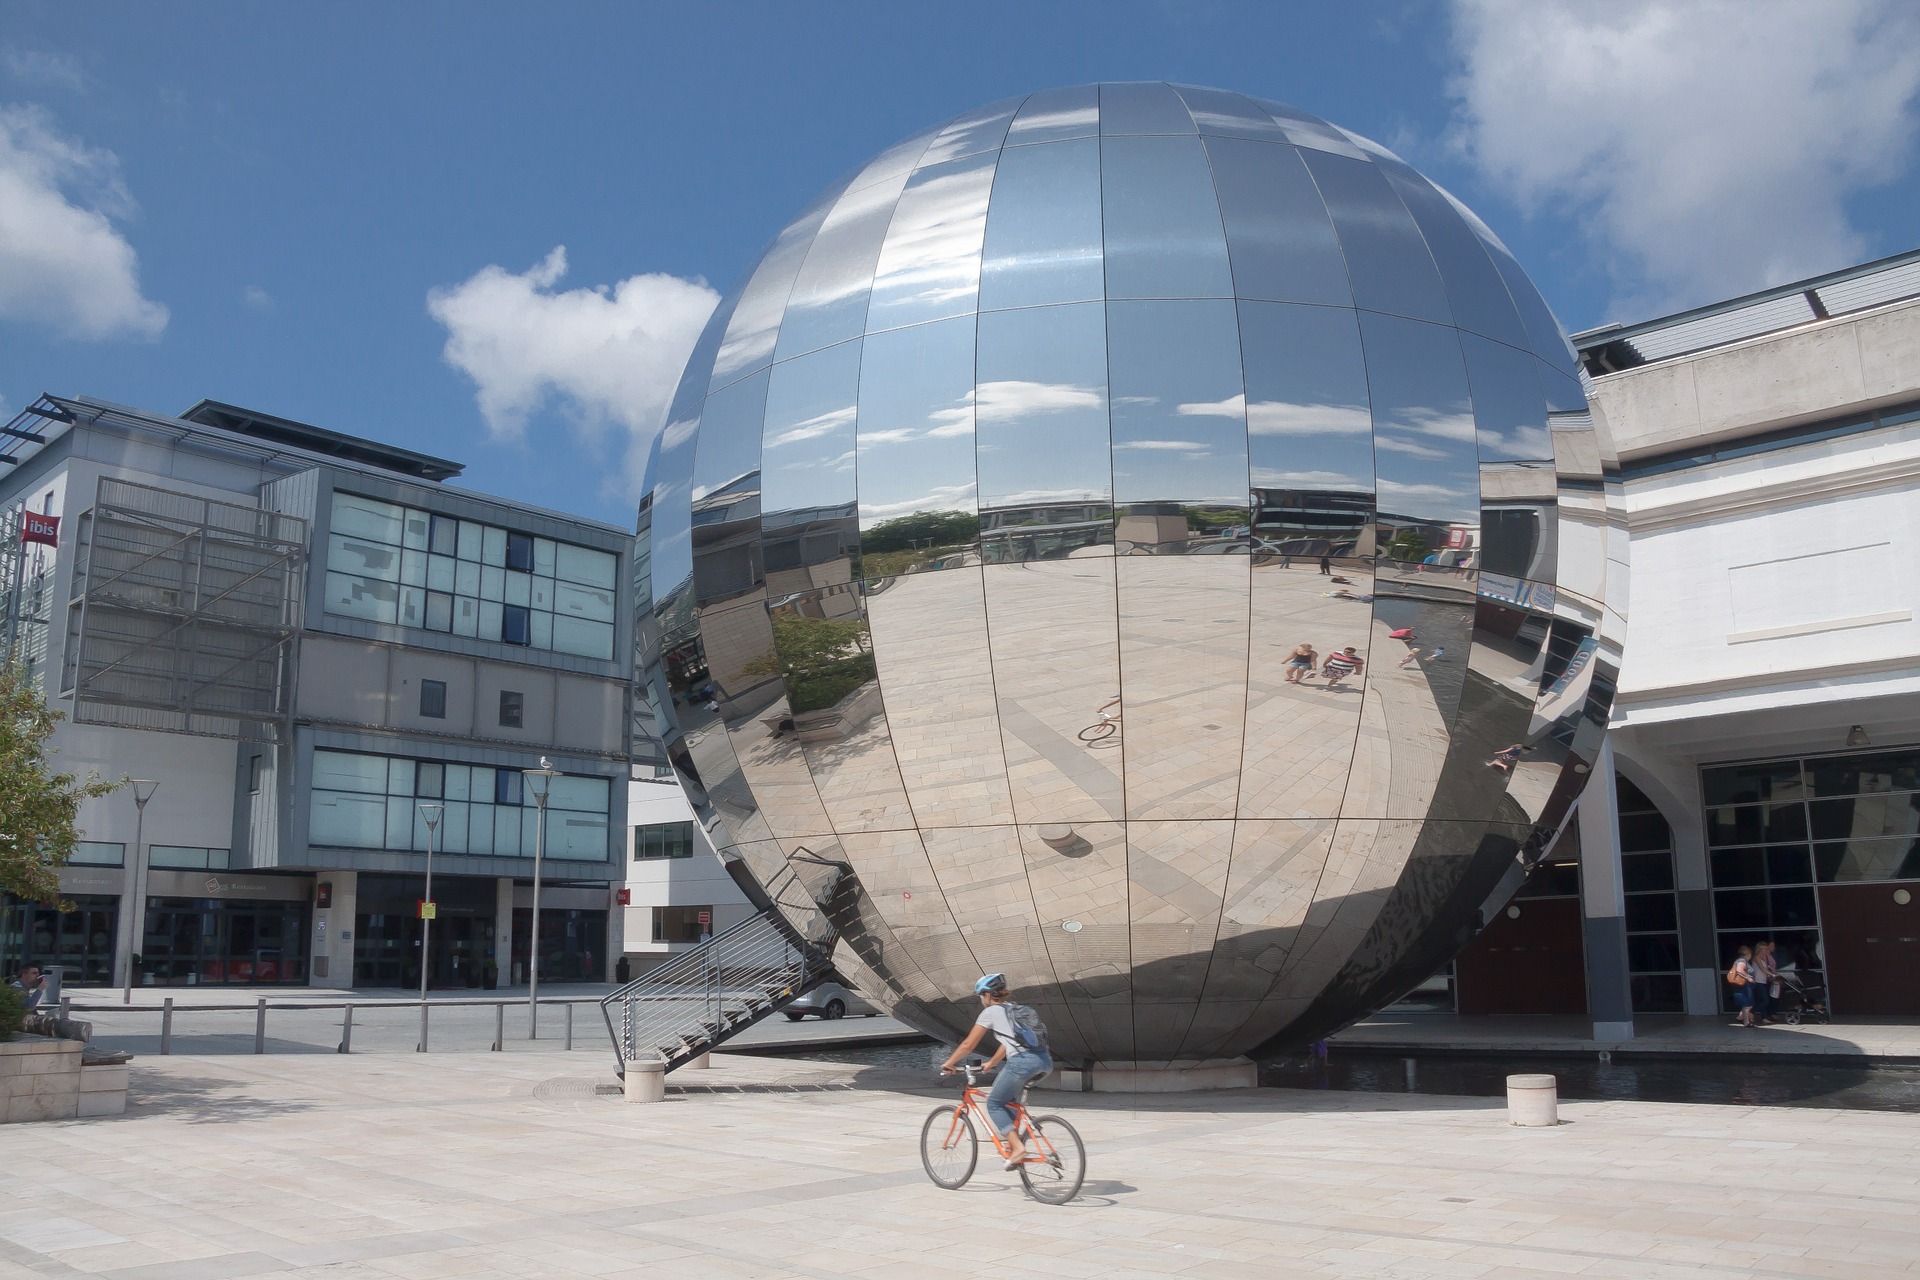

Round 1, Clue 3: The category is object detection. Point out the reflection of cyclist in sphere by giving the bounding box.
[940,974,1053,1169]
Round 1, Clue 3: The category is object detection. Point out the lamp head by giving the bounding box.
[131,779,159,806]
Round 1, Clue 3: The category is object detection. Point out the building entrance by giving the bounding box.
[138,897,308,985]
[352,873,500,988]
[2,894,118,986]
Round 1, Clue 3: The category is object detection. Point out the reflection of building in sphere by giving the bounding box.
[637,83,1626,1065]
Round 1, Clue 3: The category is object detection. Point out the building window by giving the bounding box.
[68,841,125,867]
[1700,746,1920,1010]
[323,492,617,659]
[248,756,263,793]
[420,679,447,719]
[499,690,524,728]
[634,821,694,860]
[309,748,611,860]
[654,905,711,943]
[1616,776,1682,1013]
[149,846,231,870]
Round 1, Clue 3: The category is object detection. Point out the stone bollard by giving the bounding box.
[688,1051,712,1070]
[1506,1073,1558,1127]
[624,1058,666,1104]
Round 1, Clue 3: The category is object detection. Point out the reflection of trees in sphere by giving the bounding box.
[641,83,1626,1064]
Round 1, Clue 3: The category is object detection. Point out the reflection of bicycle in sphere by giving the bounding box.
[1077,696,1121,743]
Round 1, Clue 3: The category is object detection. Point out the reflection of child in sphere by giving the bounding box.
[1322,647,1364,686]
[1487,743,1524,773]
[1284,643,1317,684]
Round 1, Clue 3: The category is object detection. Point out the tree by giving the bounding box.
[0,664,120,906]
[860,510,980,554]
[742,615,877,714]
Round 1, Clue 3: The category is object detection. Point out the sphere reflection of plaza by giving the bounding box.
[640,83,1626,1067]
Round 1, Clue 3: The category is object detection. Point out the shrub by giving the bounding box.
[0,983,23,1043]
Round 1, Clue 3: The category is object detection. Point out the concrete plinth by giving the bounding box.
[624,1058,665,1104]
[1041,1057,1258,1093]
[1506,1073,1558,1127]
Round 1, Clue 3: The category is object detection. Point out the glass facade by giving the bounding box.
[641,82,1624,1063]
[324,492,618,660]
[3,893,118,985]
[634,821,695,860]
[309,749,613,861]
[1615,776,1682,1013]
[1703,745,1920,983]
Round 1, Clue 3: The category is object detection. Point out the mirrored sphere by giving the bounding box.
[641,83,1626,1063]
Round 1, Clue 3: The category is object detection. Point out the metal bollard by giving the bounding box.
[418,1002,430,1053]
[565,1003,573,1051]
[492,1002,503,1052]
[160,997,173,1055]
[339,1004,354,1054]
[1507,1073,1558,1127]
[254,998,267,1054]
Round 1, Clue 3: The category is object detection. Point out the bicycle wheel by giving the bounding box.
[1077,721,1115,743]
[1018,1114,1086,1204]
[920,1105,978,1189]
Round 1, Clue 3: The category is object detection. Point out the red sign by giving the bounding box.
[614,887,631,906]
[21,513,58,547]
[697,909,711,925]
[315,882,333,909]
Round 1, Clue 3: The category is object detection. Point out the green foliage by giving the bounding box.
[0,664,121,906]
[860,510,980,555]
[0,982,21,1042]
[1182,506,1246,534]
[1386,527,1432,562]
[746,614,877,714]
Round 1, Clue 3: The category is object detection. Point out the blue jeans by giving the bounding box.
[986,1051,1052,1136]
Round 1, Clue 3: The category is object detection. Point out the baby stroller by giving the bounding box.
[1774,969,1829,1024]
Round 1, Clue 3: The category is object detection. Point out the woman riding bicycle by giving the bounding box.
[940,973,1054,1169]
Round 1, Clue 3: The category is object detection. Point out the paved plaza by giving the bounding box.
[6,1048,1920,1278]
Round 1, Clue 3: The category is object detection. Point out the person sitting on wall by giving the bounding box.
[9,965,43,1010]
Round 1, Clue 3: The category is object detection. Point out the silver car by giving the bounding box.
[783,982,878,1021]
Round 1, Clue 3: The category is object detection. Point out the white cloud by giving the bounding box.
[1251,468,1368,490]
[1374,437,1448,459]
[973,379,1104,424]
[1247,400,1372,437]
[858,481,977,523]
[766,404,856,448]
[427,246,718,496]
[2,48,85,93]
[0,105,167,340]
[243,285,274,312]
[1449,0,1920,311]
[1113,439,1209,451]
[1176,393,1245,419]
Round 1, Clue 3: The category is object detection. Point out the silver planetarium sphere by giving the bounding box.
[641,83,1625,1065]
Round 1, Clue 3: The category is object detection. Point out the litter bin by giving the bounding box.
[615,956,632,984]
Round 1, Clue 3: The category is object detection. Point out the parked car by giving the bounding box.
[783,981,879,1021]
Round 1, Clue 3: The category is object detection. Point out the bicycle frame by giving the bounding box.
[940,1065,1059,1165]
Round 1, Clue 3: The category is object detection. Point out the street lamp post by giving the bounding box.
[121,780,159,1004]
[416,803,444,1052]
[522,758,560,1040]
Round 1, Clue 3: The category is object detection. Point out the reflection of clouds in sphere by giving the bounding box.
[642,83,1626,1064]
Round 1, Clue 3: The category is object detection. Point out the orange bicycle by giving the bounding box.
[921,1063,1086,1204]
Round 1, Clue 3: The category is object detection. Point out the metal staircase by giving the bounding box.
[599,910,827,1076]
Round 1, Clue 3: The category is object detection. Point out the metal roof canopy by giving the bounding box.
[181,399,463,482]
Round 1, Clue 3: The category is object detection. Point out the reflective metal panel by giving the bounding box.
[691,369,769,608]
[1128,820,1233,1058]
[1007,84,1099,145]
[1240,557,1368,819]
[1107,299,1249,551]
[1384,170,1531,351]
[760,339,862,591]
[1358,311,1481,547]
[918,97,1020,166]
[1461,333,1551,463]
[866,151,998,332]
[709,200,834,392]
[777,175,914,361]
[975,302,1112,560]
[982,558,1126,825]
[1099,136,1234,300]
[978,138,1105,311]
[1240,302,1373,495]
[1117,556,1249,820]
[854,315,979,577]
[865,566,1016,828]
[1207,139,1351,306]
[1302,151,1452,325]
[1170,83,1288,141]
[1018,820,1134,1057]
[1099,81,1196,135]
[1249,97,1370,159]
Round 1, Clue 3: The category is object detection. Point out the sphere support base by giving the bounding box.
[1039,1058,1258,1093]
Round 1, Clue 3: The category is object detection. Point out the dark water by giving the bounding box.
[743,1041,1920,1113]
[1261,1052,1920,1113]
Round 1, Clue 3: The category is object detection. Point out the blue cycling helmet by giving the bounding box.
[974,972,1007,995]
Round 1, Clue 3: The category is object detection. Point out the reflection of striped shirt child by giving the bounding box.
[1323,648,1364,682]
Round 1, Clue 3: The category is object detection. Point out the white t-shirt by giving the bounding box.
[975,1004,1023,1057]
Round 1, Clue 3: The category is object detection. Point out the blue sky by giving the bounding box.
[2,1,1917,526]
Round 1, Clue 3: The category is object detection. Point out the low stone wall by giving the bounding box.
[0,1037,129,1122]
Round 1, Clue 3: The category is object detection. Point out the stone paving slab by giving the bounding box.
[4,1049,1918,1278]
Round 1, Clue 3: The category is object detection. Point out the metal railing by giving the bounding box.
[600,910,821,1075]
[67,995,608,1056]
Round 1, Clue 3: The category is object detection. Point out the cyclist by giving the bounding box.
[939,973,1053,1168]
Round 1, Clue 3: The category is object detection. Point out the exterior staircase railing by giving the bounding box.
[598,909,824,1077]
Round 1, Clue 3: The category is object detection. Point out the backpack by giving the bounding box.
[1725,962,1747,986]
[1004,1001,1050,1056]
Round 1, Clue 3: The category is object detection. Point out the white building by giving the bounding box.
[1456,250,1920,1025]
[619,777,753,976]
